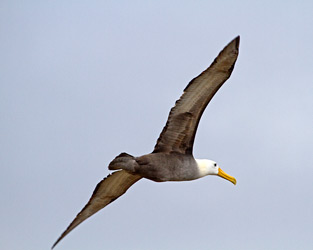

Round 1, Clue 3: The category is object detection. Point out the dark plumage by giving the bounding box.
[52,36,240,249]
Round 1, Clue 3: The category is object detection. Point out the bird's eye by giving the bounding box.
[214,163,217,167]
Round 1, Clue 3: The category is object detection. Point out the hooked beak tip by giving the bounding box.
[218,168,237,185]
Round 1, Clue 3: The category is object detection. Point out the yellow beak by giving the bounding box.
[217,168,237,185]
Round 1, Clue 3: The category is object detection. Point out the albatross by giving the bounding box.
[52,36,240,248]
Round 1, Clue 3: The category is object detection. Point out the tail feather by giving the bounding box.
[108,152,136,171]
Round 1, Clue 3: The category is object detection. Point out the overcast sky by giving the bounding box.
[1,1,313,250]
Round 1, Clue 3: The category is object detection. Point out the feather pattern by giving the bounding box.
[52,37,240,249]
[153,36,239,154]
[52,170,141,249]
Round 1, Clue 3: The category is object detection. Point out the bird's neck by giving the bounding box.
[195,159,210,178]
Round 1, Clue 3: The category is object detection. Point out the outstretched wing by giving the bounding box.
[153,36,240,155]
[52,170,142,249]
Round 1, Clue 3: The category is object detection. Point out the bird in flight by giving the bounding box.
[52,36,240,248]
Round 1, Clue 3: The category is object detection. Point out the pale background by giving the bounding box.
[1,1,313,250]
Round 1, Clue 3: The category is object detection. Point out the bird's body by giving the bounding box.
[52,36,240,249]
[110,152,200,182]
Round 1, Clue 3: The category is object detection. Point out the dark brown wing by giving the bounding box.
[52,170,142,249]
[153,36,240,155]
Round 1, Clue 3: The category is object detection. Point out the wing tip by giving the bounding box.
[51,228,70,249]
[233,35,240,48]
[51,239,60,249]
[226,35,240,53]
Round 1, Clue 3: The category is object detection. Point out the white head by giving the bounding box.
[196,159,236,185]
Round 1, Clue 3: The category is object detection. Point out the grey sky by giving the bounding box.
[1,1,313,250]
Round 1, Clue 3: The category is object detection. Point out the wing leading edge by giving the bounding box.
[153,36,240,155]
[52,170,142,249]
